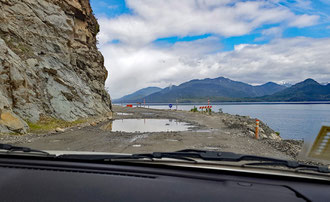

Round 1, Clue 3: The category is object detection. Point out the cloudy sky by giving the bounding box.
[90,0,330,99]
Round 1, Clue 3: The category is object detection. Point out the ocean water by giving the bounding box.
[145,103,330,140]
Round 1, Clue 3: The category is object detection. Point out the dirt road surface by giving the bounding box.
[1,105,302,160]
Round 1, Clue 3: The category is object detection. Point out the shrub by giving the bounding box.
[190,106,198,112]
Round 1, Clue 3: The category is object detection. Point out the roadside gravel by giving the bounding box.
[1,105,303,160]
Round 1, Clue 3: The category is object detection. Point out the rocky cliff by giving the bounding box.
[0,0,112,134]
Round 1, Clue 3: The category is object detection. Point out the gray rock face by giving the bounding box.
[0,0,112,133]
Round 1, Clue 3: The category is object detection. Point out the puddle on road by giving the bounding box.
[194,129,212,133]
[129,134,149,143]
[116,112,133,116]
[132,144,141,147]
[101,119,195,133]
[141,113,154,115]
[203,146,220,151]
[166,139,179,142]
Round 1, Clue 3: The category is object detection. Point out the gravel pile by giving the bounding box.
[221,113,281,140]
[262,139,303,158]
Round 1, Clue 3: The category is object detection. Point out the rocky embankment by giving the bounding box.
[0,0,112,134]
[220,113,303,158]
[221,114,281,140]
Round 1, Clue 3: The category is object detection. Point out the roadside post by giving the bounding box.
[176,99,178,111]
[255,119,260,139]
[144,99,146,108]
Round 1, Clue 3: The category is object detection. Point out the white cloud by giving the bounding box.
[288,14,320,28]
[104,37,330,98]
[276,0,329,23]
[97,0,319,46]
[211,37,330,84]
[261,27,282,36]
[95,0,326,98]
[255,26,283,41]
[288,0,313,10]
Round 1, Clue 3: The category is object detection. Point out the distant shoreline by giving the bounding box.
[114,101,330,105]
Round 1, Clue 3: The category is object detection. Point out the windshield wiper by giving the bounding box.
[0,143,51,156]
[242,161,330,173]
[1,144,327,174]
[58,149,330,174]
[58,153,198,162]
[173,149,330,174]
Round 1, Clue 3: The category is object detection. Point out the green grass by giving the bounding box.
[26,116,87,133]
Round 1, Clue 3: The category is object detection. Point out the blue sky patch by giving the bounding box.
[283,24,330,38]
[221,34,267,51]
[91,0,132,18]
[154,34,212,44]
[91,0,330,51]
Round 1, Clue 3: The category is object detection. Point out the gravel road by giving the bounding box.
[1,105,303,160]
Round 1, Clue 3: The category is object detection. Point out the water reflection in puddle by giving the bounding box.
[203,147,220,151]
[132,144,141,147]
[141,113,154,115]
[193,129,216,133]
[116,112,133,116]
[166,139,179,142]
[101,119,194,133]
[129,134,149,142]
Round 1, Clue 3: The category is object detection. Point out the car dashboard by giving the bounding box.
[0,156,329,202]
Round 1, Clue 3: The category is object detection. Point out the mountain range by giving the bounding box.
[114,77,330,103]
[113,87,162,103]
[259,79,330,101]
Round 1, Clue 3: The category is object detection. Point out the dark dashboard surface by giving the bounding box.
[0,157,329,202]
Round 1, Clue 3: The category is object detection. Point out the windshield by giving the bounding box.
[0,0,329,175]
